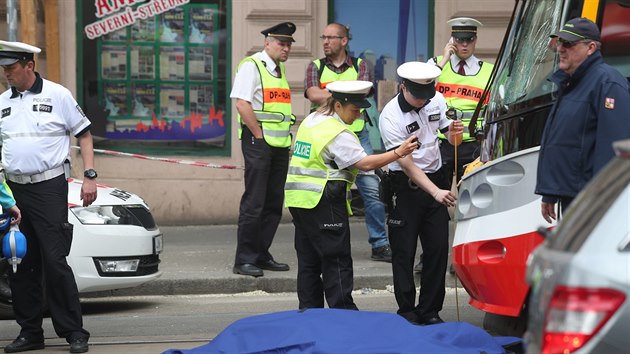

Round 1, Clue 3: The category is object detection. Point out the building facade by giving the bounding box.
[1,0,511,224]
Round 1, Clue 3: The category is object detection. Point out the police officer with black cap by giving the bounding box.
[285,80,418,309]
[379,62,463,325]
[230,22,297,277]
[0,40,94,353]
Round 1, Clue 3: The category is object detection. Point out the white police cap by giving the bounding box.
[447,17,483,39]
[397,62,440,99]
[0,40,41,66]
[326,80,373,108]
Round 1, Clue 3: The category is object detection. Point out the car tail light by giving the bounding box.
[542,286,626,354]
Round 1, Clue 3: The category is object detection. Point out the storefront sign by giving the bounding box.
[85,0,190,39]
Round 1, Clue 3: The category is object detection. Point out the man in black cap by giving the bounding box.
[229,22,296,277]
[0,40,94,353]
[536,17,630,222]
[379,62,463,325]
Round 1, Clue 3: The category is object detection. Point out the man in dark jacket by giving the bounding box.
[536,17,630,223]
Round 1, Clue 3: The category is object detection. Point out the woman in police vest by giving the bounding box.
[285,80,418,310]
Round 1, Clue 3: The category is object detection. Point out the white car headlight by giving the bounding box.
[70,205,153,227]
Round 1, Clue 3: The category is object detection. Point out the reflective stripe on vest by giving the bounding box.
[435,56,493,141]
[285,117,359,214]
[313,58,365,133]
[236,57,295,148]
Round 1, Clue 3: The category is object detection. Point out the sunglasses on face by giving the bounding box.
[556,39,590,48]
[454,36,476,44]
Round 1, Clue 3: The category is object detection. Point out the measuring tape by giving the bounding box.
[71,146,243,170]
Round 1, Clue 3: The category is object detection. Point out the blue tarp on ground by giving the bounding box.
[163,309,520,354]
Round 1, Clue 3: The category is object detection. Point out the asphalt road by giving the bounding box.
[0,290,484,354]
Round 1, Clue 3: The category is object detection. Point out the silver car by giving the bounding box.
[524,139,630,353]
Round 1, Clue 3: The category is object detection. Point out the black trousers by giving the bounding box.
[387,170,449,322]
[440,140,480,190]
[289,182,357,310]
[235,127,289,265]
[7,175,89,342]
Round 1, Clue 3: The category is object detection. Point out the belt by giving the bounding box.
[390,169,444,190]
[5,165,65,184]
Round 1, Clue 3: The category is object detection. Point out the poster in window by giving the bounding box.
[132,83,156,118]
[130,45,155,80]
[188,47,213,81]
[160,84,185,118]
[103,82,128,117]
[189,84,214,114]
[160,46,185,80]
[160,7,185,43]
[189,7,214,44]
[101,45,127,80]
[132,18,156,42]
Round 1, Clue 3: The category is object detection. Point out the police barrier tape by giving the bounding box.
[71,146,243,170]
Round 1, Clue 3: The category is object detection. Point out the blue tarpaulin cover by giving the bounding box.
[163,309,520,354]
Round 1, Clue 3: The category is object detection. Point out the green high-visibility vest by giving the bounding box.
[285,117,359,215]
[236,56,296,148]
[313,57,365,133]
[434,56,493,142]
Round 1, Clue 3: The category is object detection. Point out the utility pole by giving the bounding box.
[7,0,17,41]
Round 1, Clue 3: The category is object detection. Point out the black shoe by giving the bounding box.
[4,336,45,353]
[69,337,89,353]
[255,259,289,271]
[371,245,392,262]
[233,263,264,277]
[419,316,444,326]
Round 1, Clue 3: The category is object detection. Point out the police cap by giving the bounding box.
[0,40,41,66]
[552,17,600,42]
[261,22,296,43]
[326,80,373,108]
[448,17,482,39]
[397,62,441,100]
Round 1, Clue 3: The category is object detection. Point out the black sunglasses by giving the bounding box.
[557,38,590,48]
[454,36,476,44]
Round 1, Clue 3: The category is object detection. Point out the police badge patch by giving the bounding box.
[1,108,10,118]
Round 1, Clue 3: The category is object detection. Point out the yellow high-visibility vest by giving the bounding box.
[313,58,365,133]
[285,117,358,214]
[236,56,295,148]
[435,56,493,142]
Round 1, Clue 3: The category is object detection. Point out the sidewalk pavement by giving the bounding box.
[89,219,460,297]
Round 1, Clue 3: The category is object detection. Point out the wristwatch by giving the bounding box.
[84,169,98,179]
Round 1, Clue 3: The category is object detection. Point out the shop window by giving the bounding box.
[77,0,229,156]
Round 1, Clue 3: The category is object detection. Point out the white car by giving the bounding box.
[0,179,163,318]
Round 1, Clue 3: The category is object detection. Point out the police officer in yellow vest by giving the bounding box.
[230,22,296,277]
[428,17,493,190]
[304,23,392,263]
[286,80,418,309]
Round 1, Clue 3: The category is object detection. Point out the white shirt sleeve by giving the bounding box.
[434,93,451,131]
[230,61,260,103]
[59,86,91,136]
[324,131,367,170]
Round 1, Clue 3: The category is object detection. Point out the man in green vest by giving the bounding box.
[421,17,494,274]
[230,22,296,277]
[304,23,392,262]
[429,17,493,190]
